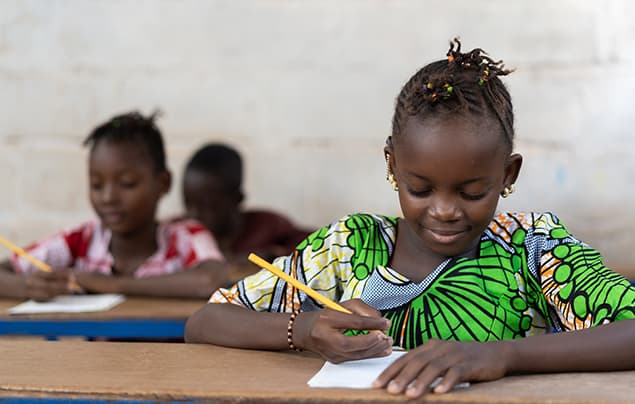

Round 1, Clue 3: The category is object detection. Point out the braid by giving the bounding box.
[391,38,515,150]
[83,110,167,173]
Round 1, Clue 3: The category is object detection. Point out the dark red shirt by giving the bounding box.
[231,210,313,260]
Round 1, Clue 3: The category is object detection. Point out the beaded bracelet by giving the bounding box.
[287,310,303,351]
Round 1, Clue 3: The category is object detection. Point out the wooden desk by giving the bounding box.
[0,340,633,403]
[0,297,206,339]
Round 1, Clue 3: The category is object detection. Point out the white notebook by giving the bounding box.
[308,350,470,390]
[8,294,125,315]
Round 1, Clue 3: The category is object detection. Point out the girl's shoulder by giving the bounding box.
[326,212,399,234]
[159,217,210,234]
[297,213,398,250]
[489,211,576,241]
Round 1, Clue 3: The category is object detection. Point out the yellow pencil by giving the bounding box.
[0,236,51,272]
[248,253,352,314]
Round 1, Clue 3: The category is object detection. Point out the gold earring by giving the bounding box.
[501,183,515,198]
[385,155,398,191]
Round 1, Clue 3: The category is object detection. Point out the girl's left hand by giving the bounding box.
[372,338,513,398]
[73,272,121,294]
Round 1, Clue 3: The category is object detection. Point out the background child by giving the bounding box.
[182,143,312,280]
[0,112,228,300]
[185,40,635,398]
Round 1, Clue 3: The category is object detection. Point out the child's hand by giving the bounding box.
[292,298,393,363]
[73,272,120,294]
[372,339,510,398]
[24,269,73,301]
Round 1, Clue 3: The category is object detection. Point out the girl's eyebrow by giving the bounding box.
[407,172,489,185]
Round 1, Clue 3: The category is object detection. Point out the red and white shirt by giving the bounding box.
[11,219,224,277]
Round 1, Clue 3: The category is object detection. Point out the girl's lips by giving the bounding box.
[100,212,125,224]
[425,228,465,244]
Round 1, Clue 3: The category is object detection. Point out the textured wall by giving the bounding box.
[1,1,634,270]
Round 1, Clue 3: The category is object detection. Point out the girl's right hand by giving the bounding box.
[291,298,393,363]
[24,269,72,301]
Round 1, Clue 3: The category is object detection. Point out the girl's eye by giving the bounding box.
[90,183,102,190]
[407,188,432,197]
[462,192,486,201]
[120,181,138,189]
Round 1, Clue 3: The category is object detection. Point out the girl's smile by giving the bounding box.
[423,225,471,245]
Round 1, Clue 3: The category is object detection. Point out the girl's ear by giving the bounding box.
[383,139,396,172]
[503,153,523,188]
[383,147,394,170]
[384,143,400,192]
[158,170,172,196]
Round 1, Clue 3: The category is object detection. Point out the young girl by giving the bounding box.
[185,40,635,398]
[0,112,228,300]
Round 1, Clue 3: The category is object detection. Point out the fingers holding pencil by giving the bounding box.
[25,269,74,301]
[292,307,393,363]
[247,253,393,362]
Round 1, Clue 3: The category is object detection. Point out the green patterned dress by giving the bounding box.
[210,212,635,349]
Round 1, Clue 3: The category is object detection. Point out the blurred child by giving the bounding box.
[0,112,227,300]
[186,40,635,398]
[182,143,312,279]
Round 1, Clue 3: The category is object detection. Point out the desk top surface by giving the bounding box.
[0,340,633,403]
[0,297,206,320]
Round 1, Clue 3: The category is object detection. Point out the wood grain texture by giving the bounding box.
[0,340,634,403]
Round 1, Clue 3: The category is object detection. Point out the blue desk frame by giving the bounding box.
[0,318,186,339]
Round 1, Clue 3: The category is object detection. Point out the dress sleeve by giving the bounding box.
[536,213,635,330]
[10,224,88,274]
[174,220,224,268]
[209,215,356,313]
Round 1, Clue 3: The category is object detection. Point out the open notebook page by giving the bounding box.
[308,350,470,390]
[8,294,125,315]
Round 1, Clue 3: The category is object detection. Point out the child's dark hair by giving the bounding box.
[391,38,514,150]
[184,143,242,192]
[83,111,167,173]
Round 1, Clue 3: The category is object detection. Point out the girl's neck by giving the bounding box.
[109,221,159,260]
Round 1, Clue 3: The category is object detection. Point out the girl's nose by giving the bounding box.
[429,195,461,221]
[100,183,118,203]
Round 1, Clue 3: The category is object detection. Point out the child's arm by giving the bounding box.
[0,260,72,300]
[185,299,393,363]
[373,319,635,398]
[73,259,229,299]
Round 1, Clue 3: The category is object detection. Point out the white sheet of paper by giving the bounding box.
[307,350,470,390]
[8,294,125,315]
[308,351,407,388]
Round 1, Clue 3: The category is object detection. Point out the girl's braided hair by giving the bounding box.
[391,39,514,150]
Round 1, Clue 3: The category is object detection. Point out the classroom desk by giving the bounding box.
[0,297,206,339]
[0,340,634,403]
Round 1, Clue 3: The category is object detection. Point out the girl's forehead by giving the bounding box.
[397,116,505,154]
[394,117,508,174]
[89,141,154,171]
